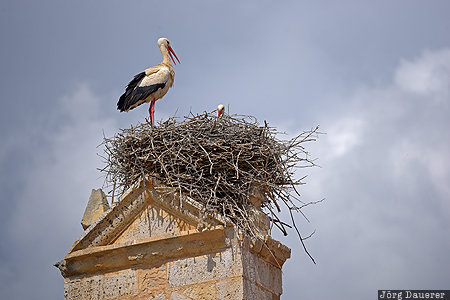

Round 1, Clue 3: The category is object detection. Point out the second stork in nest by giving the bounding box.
[117,37,180,126]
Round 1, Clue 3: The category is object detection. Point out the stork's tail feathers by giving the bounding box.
[117,72,146,112]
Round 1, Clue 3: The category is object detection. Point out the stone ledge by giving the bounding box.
[61,227,227,277]
[249,236,291,268]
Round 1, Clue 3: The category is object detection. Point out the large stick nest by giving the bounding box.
[100,112,320,262]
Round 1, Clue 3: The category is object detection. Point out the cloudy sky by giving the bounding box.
[1,1,449,299]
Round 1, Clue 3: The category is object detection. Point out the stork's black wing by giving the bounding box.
[117,72,165,112]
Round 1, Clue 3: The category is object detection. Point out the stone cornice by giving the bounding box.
[61,227,228,277]
[249,236,291,268]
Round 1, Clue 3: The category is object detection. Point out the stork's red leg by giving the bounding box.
[148,105,153,126]
[149,100,156,126]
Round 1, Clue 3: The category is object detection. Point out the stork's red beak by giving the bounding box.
[168,45,180,65]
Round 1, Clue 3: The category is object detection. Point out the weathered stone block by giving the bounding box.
[178,281,217,299]
[137,264,168,293]
[214,248,243,280]
[243,278,273,300]
[216,277,244,300]
[64,269,137,300]
[148,293,168,300]
[168,255,216,287]
[168,248,242,287]
[170,292,189,300]
[81,189,110,230]
[242,250,282,295]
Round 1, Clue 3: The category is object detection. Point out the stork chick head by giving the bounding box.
[217,104,225,117]
[158,37,180,65]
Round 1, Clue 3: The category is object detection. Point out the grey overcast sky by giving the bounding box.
[1,1,450,299]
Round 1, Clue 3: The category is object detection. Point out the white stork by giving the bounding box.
[117,37,180,126]
[217,104,225,118]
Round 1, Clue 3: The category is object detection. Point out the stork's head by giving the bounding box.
[217,104,225,117]
[158,37,180,65]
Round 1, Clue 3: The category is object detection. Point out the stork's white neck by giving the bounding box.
[160,46,172,66]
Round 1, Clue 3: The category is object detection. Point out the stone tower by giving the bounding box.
[55,179,291,299]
